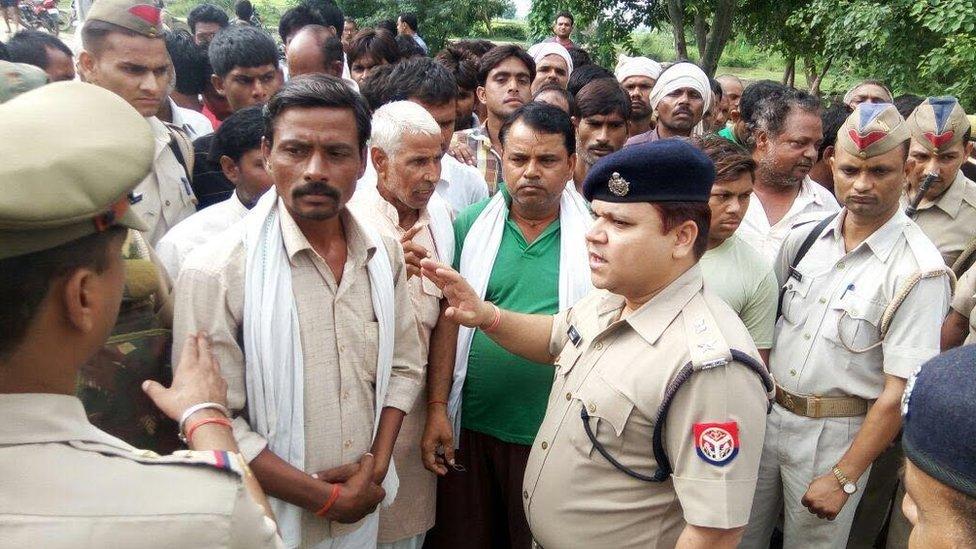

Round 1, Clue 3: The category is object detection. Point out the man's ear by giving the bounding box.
[211,74,226,97]
[824,144,835,160]
[476,85,487,107]
[78,50,97,82]
[61,268,98,334]
[371,146,388,177]
[328,60,345,78]
[219,155,240,184]
[672,219,699,260]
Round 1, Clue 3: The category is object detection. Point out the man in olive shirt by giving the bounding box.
[423,103,591,548]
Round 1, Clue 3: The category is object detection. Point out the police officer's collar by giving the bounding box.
[602,264,703,345]
[0,393,132,450]
[823,208,909,263]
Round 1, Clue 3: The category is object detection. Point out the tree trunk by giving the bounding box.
[808,56,832,96]
[699,0,735,77]
[694,11,707,59]
[667,0,688,60]
[802,56,817,93]
[783,55,796,87]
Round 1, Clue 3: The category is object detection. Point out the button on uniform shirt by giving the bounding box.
[523,266,769,549]
[349,188,446,543]
[950,266,976,345]
[134,116,198,245]
[699,233,778,349]
[901,170,976,267]
[451,124,503,194]
[172,202,424,543]
[773,209,950,399]
[0,394,282,549]
[155,191,249,279]
[738,176,839,264]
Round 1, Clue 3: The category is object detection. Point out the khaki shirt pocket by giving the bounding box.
[361,320,379,382]
[826,292,885,354]
[572,371,635,460]
[780,272,816,325]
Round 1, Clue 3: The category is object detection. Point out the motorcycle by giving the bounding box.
[18,0,60,36]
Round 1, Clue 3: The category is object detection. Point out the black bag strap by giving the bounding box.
[776,212,839,317]
[165,125,194,183]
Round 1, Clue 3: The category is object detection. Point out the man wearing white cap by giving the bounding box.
[615,55,662,138]
[625,61,712,146]
[527,42,573,94]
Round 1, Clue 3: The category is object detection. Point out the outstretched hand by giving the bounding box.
[420,258,493,328]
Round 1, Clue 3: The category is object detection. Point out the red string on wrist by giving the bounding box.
[427,400,448,406]
[483,303,502,333]
[184,417,232,443]
[315,483,342,518]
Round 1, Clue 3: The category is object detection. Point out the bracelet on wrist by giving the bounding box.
[427,400,448,407]
[178,402,231,444]
[184,417,233,444]
[314,483,342,518]
[482,303,502,333]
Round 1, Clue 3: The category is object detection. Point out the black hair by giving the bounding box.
[396,34,425,59]
[358,63,396,111]
[435,45,478,91]
[399,12,419,32]
[209,104,265,163]
[575,78,629,120]
[477,44,535,86]
[752,88,822,137]
[499,101,576,155]
[303,0,343,33]
[375,19,397,35]
[566,47,590,68]
[819,103,850,159]
[709,78,723,101]
[555,11,574,24]
[0,226,125,361]
[567,63,613,96]
[234,0,253,20]
[187,3,229,33]
[0,41,8,61]
[894,94,924,119]
[263,74,371,150]
[164,30,210,95]
[278,5,324,44]
[323,35,343,66]
[739,80,789,125]
[452,39,495,59]
[208,25,278,78]
[6,30,73,70]
[532,82,576,115]
[360,57,456,110]
[347,28,399,67]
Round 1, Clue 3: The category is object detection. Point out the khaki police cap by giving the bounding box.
[837,102,910,159]
[86,0,163,38]
[907,96,971,154]
[0,60,48,104]
[0,81,153,260]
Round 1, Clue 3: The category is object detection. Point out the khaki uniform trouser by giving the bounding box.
[847,443,910,549]
[740,404,870,549]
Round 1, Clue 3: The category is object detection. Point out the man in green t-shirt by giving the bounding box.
[422,102,592,549]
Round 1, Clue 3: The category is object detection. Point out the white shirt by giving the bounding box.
[155,192,249,279]
[738,175,839,264]
[772,209,950,400]
[132,117,199,246]
[438,155,490,214]
[169,97,214,139]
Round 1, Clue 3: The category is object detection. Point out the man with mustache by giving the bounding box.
[697,137,777,365]
[173,75,425,548]
[572,78,630,194]
[526,42,573,94]
[423,102,592,549]
[625,62,712,146]
[348,100,456,549]
[450,45,535,193]
[615,55,662,138]
[419,139,772,548]
[740,103,952,548]
[736,88,839,263]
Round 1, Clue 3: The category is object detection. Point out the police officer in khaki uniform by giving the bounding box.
[421,139,773,548]
[78,0,197,246]
[901,97,976,272]
[0,81,282,548]
[740,103,952,548]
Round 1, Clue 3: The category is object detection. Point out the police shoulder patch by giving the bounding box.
[693,421,739,466]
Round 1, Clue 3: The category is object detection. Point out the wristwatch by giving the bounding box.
[832,466,857,495]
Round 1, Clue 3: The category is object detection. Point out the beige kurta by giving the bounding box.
[902,170,976,268]
[350,188,448,543]
[0,394,281,549]
[522,266,770,549]
[173,201,423,544]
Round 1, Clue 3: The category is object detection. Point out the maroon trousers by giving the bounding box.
[424,428,534,549]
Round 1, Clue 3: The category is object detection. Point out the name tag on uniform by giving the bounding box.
[567,325,582,347]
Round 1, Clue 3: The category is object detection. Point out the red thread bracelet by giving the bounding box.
[427,400,448,406]
[185,417,232,443]
[315,483,342,518]
[483,303,501,333]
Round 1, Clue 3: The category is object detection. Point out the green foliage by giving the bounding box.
[472,18,528,42]
[526,0,652,67]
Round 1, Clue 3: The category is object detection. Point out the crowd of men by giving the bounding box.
[3,1,976,548]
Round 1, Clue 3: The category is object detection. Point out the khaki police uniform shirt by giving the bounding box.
[901,171,976,268]
[522,266,770,549]
[950,266,976,344]
[774,209,950,399]
[0,393,282,549]
[349,188,445,542]
[173,200,424,543]
[132,117,198,246]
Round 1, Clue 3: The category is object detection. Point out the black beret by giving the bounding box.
[582,139,715,203]
[902,345,976,498]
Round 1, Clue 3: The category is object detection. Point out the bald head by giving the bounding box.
[286,24,344,78]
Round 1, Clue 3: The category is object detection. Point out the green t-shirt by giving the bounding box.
[453,189,560,445]
[718,125,742,145]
